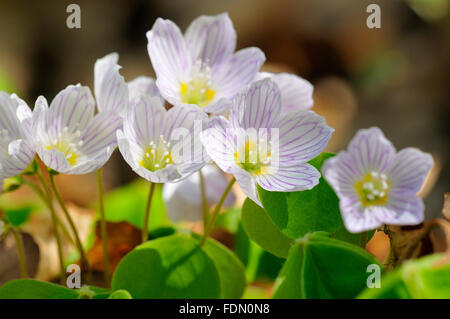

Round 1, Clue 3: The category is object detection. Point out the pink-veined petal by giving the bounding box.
[200,116,236,174]
[347,127,396,176]
[230,78,281,130]
[273,73,313,113]
[135,165,182,183]
[124,95,166,149]
[79,111,122,159]
[213,47,265,100]
[381,195,424,226]
[322,151,362,198]
[147,18,191,104]
[339,196,382,233]
[277,110,333,165]
[47,84,95,135]
[256,163,320,192]
[233,166,261,206]
[95,60,128,116]
[184,13,236,68]
[94,52,119,101]
[388,148,433,196]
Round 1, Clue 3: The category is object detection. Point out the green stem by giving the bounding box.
[198,170,209,231]
[49,173,91,284]
[24,179,75,245]
[360,231,368,248]
[142,182,156,244]
[10,226,28,278]
[96,168,110,288]
[200,178,236,246]
[35,170,66,284]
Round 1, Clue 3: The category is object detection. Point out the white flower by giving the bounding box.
[32,84,122,174]
[163,165,236,222]
[0,91,35,180]
[117,95,209,183]
[200,78,333,206]
[322,127,434,233]
[254,72,314,114]
[147,13,266,114]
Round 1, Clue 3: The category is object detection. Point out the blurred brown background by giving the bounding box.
[0,0,448,218]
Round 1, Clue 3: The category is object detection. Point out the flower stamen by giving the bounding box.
[180,59,216,107]
[140,137,173,171]
[45,126,83,166]
[235,141,271,176]
[355,171,390,206]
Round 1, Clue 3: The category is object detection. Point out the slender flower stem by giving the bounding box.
[142,182,156,244]
[360,231,368,248]
[24,179,74,245]
[200,178,236,246]
[96,168,110,288]
[35,170,66,284]
[49,173,91,283]
[10,226,28,278]
[198,170,209,231]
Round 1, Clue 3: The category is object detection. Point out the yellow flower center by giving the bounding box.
[139,137,173,171]
[235,141,271,176]
[45,127,83,167]
[180,60,216,107]
[355,171,390,207]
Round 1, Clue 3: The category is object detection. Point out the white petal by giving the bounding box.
[213,47,265,99]
[125,95,166,148]
[256,164,320,192]
[94,52,119,102]
[277,110,333,165]
[47,84,95,134]
[77,111,122,164]
[233,166,261,206]
[200,116,236,174]
[382,195,424,226]
[128,76,164,105]
[339,196,382,233]
[230,78,281,130]
[347,127,396,176]
[135,165,182,183]
[184,13,236,68]
[272,73,313,113]
[147,18,191,105]
[95,62,128,116]
[388,148,433,196]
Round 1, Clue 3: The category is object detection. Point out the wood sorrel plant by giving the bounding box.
[0,12,447,300]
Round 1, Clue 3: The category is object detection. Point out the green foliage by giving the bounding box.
[0,280,118,299]
[5,206,33,227]
[112,233,246,299]
[108,289,133,299]
[273,232,382,298]
[257,153,372,246]
[193,233,246,298]
[241,198,294,259]
[0,280,79,299]
[358,253,450,299]
[101,180,168,231]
